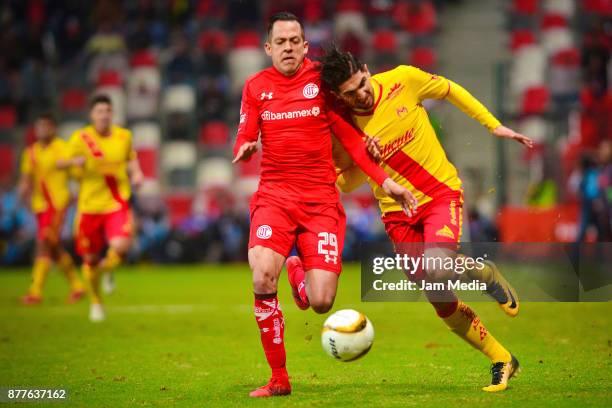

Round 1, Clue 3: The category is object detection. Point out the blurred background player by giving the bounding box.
[18,113,85,305]
[302,46,535,392]
[233,12,416,398]
[60,95,143,321]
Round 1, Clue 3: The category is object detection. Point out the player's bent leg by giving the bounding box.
[305,268,338,314]
[286,256,309,310]
[101,236,130,295]
[81,254,105,322]
[22,240,52,305]
[248,246,291,397]
[53,245,86,303]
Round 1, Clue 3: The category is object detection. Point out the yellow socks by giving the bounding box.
[442,301,511,363]
[100,248,122,273]
[82,263,102,304]
[28,257,52,297]
[57,251,84,292]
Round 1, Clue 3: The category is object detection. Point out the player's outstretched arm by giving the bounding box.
[56,156,85,169]
[491,125,534,148]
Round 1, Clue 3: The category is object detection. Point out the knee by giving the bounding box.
[309,292,335,314]
[252,264,279,294]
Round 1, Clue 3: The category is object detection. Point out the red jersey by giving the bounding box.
[234,58,387,202]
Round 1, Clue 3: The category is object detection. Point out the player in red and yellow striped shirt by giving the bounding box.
[61,95,143,321]
[18,113,85,305]
[318,47,534,392]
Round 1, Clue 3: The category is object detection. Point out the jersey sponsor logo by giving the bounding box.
[256,224,272,239]
[303,82,319,99]
[260,106,320,121]
[380,128,415,159]
[435,225,455,240]
[260,91,273,100]
[385,83,404,101]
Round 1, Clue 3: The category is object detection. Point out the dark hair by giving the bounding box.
[318,44,365,92]
[267,11,304,40]
[36,112,56,124]
[90,94,112,109]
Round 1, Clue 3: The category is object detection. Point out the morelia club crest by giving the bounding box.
[303,83,319,99]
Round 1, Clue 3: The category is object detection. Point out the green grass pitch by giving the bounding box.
[0,264,610,407]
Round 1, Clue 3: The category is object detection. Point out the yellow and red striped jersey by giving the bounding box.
[335,65,501,214]
[20,138,71,213]
[67,125,135,214]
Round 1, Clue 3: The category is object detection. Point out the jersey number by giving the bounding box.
[318,232,338,264]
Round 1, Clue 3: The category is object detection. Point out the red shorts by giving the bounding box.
[76,207,133,256]
[249,192,346,274]
[382,191,463,281]
[35,208,65,243]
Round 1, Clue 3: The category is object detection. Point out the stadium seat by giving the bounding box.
[510,45,546,95]
[509,29,536,52]
[198,121,229,148]
[161,141,197,188]
[227,48,266,96]
[164,193,194,226]
[198,29,229,54]
[521,86,550,115]
[543,0,575,18]
[0,105,17,130]
[410,47,437,71]
[518,117,548,144]
[396,0,437,35]
[96,69,123,87]
[60,88,87,115]
[131,121,161,149]
[512,0,539,15]
[162,84,196,114]
[549,48,581,99]
[127,67,161,120]
[372,29,398,54]
[195,157,234,189]
[136,148,159,180]
[541,28,573,55]
[0,144,14,182]
[232,29,260,49]
[540,13,568,30]
[57,120,87,140]
[333,11,368,40]
[130,50,157,68]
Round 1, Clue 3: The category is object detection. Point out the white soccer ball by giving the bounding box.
[321,309,374,362]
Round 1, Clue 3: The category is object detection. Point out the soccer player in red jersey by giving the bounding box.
[232,12,416,397]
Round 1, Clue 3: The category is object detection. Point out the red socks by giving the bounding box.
[254,293,287,378]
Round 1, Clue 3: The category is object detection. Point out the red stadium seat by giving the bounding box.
[410,47,437,70]
[396,0,437,35]
[541,13,568,30]
[164,193,194,226]
[582,0,612,15]
[336,0,363,12]
[510,30,536,52]
[232,30,260,49]
[130,50,156,68]
[0,105,17,129]
[513,0,539,15]
[372,29,397,54]
[198,29,229,54]
[521,86,550,115]
[136,148,158,179]
[24,125,36,146]
[198,121,229,147]
[551,48,580,67]
[96,70,123,87]
[60,88,87,112]
[0,144,14,182]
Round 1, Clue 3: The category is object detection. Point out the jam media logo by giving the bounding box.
[385,82,404,101]
[303,83,319,99]
[256,224,272,239]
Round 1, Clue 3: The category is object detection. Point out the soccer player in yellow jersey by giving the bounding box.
[61,95,143,321]
[314,47,534,392]
[18,113,85,305]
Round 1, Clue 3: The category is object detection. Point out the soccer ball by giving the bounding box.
[321,309,374,362]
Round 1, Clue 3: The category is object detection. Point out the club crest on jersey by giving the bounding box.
[396,106,408,117]
[303,83,319,99]
[260,91,273,100]
[256,225,272,239]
